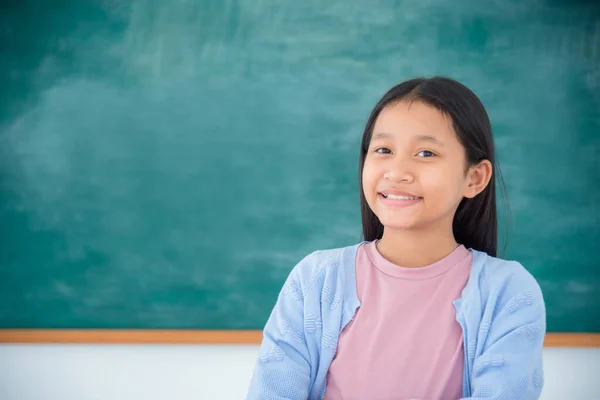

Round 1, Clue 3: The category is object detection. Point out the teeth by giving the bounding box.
[383,194,420,200]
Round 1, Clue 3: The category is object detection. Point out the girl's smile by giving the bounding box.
[377,191,422,208]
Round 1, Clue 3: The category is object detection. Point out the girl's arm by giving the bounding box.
[463,265,546,399]
[246,264,312,399]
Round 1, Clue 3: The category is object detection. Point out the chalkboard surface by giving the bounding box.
[1,0,599,332]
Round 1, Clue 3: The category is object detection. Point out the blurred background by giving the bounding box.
[0,0,599,398]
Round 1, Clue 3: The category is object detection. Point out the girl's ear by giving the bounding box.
[464,160,493,199]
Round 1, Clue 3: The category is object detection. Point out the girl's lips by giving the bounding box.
[379,189,420,197]
[378,193,422,207]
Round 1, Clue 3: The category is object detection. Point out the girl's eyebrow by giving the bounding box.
[414,134,444,146]
[371,132,394,141]
[372,132,444,146]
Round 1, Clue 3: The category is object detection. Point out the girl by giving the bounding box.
[247,77,546,400]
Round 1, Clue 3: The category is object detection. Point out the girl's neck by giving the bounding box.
[375,226,459,269]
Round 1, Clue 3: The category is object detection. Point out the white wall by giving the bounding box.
[0,345,598,399]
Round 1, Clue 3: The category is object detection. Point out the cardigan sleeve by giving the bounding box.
[462,263,546,399]
[247,259,313,400]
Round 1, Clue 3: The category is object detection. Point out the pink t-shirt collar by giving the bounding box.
[366,239,470,280]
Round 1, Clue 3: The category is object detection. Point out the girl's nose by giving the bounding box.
[383,165,414,183]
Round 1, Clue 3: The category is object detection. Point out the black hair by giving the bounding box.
[358,77,509,257]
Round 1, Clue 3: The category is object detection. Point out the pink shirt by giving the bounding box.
[324,240,472,400]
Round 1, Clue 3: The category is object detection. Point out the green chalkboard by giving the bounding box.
[1,0,599,332]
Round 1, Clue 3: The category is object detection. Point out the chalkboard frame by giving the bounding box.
[0,330,598,347]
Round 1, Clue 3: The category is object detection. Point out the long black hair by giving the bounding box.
[358,77,509,257]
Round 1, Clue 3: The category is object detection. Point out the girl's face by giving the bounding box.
[362,100,486,233]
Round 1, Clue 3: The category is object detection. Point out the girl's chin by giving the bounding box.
[380,222,419,231]
[376,215,420,230]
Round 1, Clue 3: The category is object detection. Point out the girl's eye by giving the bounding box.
[375,148,391,154]
[417,150,436,157]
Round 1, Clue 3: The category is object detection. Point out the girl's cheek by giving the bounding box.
[362,165,375,186]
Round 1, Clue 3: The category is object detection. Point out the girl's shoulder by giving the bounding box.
[286,241,365,296]
[290,242,360,280]
[469,249,544,305]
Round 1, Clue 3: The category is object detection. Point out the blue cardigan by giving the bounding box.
[247,242,546,399]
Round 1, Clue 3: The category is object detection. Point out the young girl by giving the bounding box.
[247,77,546,400]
